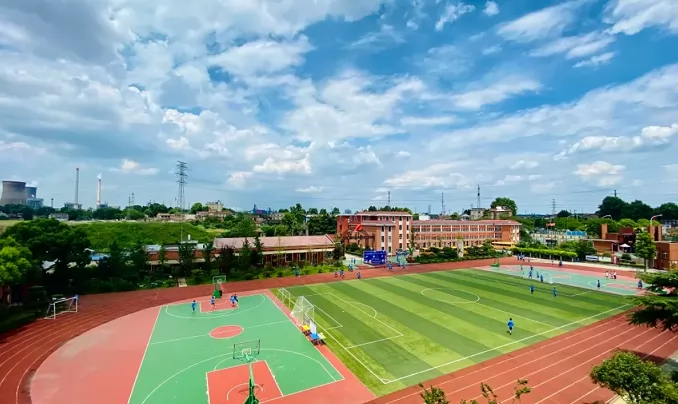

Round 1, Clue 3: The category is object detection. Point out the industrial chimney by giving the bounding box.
[96,174,102,209]
[75,168,80,207]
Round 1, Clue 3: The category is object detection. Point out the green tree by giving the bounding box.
[629,271,678,331]
[128,240,148,279]
[177,243,196,275]
[656,202,678,221]
[490,197,518,216]
[0,236,33,285]
[239,239,252,271]
[419,379,530,404]
[216,247,236,276]
[157,245,168,275]
[623,200,655,222]
[203,242,214,274]
[635,231,657,269]
[251,236,264,268]
[190,202,205,214]
[574,240,597,261]
[2,218,91,282]
[124,208,145,220]
[590,351,678,404]
[556,210,571,218]
[598,196,628,221]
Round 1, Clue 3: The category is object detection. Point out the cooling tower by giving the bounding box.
[25,186,37,199]
[1,181,27,205]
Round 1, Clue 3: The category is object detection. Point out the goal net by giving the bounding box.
[45,296,78,320]
[276,288,292,308]
[290,296,314,327]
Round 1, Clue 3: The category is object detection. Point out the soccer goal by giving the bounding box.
[45,296,78,320]
[290,296,315,327]
[276,288,292,308]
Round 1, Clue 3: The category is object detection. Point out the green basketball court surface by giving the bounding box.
[127,293,344,404]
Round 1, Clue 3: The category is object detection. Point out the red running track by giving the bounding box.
[0,258,502,404]
[368,313,678,404]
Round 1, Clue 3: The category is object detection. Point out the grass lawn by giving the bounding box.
[0,219,22,234]
[275,269,630,396]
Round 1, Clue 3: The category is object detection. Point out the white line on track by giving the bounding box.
[127,306,161,404]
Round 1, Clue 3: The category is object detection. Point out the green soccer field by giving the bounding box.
[276,269,631,396]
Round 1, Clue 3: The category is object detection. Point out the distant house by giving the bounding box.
[49,213,69,221]
[214,235,335,265]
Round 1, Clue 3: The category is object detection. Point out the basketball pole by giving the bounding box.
[244,353,259,404]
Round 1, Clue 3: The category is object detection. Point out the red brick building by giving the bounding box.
[588,223,678,270]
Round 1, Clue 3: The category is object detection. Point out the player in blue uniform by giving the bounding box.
[191,300,197,314]
[388,262,393,271]
[528,269,533,279]
[597,280,601,290]
[540,274,544,283]
[507,318,514,335]
[357,271,361,280]
[638,280,643,289]
[340,269,344,279]
[552,287,557,298]
[233,293,239,305]
[230,294,236,307]
[530,285,534,294]
[211,296,216,309]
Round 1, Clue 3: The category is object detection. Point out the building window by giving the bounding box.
[381,235,385,242]
[381,247,385,251]
[399,224,402,230]
[388,236,392,242]
[300,253,306,261]
[663,252,668,259]
[399,243,403,249]
[285,254,293,262]
[388,246,392,253]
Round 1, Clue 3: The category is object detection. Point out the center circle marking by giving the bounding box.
[420,288,480,304]
[209,325,244,339]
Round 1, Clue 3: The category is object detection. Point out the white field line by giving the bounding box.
[381,316,630,404]
[380,304,630,384]
[535,333,677,404]
[325,293,403,338]
[263,361,284,399]
[149,320,290,345]
[563,336,678,404]
[487,326,659,403]
[345,335,404,349]
[127,306,161,404]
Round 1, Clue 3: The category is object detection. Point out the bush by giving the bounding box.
[621,253,632,261]
[511,247,577,260]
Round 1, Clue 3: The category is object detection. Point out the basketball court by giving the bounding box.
[126,292,355,403]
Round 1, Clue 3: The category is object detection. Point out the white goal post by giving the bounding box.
[290,296,315,327]
[45,296,78,320]
[276,288,293,308]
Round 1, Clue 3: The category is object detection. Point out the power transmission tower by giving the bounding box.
[176,161,188,211]
[552,199,557,216]
[441,192,445,216]
[387,191,391,207]
[477,185,481,209]
[614,189,617,197]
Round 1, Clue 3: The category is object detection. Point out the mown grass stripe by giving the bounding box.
[391,275,564,330]
[330,280,505,361]
[288,285,405,386]
[460,269,630,307]
[425,271,612,317]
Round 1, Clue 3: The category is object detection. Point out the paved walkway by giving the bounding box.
[528,258,662,273]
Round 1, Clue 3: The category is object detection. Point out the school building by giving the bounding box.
[588,223,678,270]
[337,211,521,254]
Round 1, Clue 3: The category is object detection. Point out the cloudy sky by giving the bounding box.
[1,0,677,214]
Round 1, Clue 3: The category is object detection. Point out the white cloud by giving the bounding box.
[604,0,678,36]
[497,0,588,42]
[110,159,158,175]
[482,45,502,55]
[531,181,561,194]
[296,186,323,193]
[396,151,411,157]
[556,123,678,158]
[494,174,542,186]
[417,45,471,77]
[530,31,616,60]
[384,162,472,189]
[348,24,404,50]
[226,171,253,188]
[400,116,456,126]
[209,37,313,77]
[574,161,625,186]
[435,2,475,31]
[253,155,312,175]
[483,1,500,17]
[574,52,616,68]
[510,160,540,170]
[452,77,542,110]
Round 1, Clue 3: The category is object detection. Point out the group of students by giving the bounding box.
[190,293,239,313]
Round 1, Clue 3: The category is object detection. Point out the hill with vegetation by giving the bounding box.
[78,222,213,250]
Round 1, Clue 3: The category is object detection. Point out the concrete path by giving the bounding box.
[528,258,662,273]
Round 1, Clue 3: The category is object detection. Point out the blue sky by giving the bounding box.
[0,0,677,214]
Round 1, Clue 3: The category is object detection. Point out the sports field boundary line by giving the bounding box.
[126,305,161,404]
[526,331,676,404]
[148,319,291,345]
[378,316,631,404]
[164,292,267,307]
[325,293,404,338]
[263,292,346,383]
[380,303,630,384]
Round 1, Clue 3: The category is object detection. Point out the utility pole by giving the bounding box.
[477,185,481,210]
[614,189,617,197]
[441,192,445,216]
[176,161,188,211]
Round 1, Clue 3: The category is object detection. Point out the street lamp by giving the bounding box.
[650,214,662,224]
[602,215,612,219]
